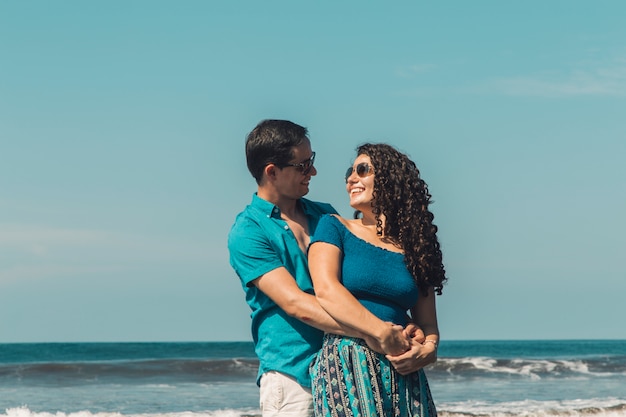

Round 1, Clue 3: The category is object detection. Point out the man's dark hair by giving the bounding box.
[245,119,309,183]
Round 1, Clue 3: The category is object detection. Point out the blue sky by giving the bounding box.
[1,1,625,343]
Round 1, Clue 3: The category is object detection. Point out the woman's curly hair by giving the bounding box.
[355,143,447,296]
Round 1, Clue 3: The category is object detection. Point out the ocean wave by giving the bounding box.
[431,357,626,379]
[3,355,625,386]
[0,358,259,386]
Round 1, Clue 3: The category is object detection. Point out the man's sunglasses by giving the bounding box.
[280,152,316,175]
[345,162,374,183]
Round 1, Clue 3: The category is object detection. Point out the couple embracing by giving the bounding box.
[228,119,447,417]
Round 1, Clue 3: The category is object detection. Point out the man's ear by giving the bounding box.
[264,164,278,181]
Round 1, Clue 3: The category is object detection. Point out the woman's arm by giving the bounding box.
[308,241,408,355]
[254,266,370,338]
[386,291,439,375]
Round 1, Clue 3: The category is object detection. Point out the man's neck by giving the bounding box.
[257,188,300,217]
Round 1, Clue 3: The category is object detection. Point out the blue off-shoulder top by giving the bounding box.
[309,214,419,325]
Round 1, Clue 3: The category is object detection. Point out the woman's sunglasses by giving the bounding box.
[345,162,374,183]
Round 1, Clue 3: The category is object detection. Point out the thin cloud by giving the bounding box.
[0,224,111,246]
[0,223,218,264]
[0,223,226,286]
[0,264,123,284]
[395,63,437,78]
[480,62,626,97]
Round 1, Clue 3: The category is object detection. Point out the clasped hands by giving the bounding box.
[363,322,437,375]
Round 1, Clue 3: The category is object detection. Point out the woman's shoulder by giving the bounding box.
[327,215,365,233]
[319,215,371,242]
[311,214,348,248]
[314,214,352,239]
[319,213,352,229]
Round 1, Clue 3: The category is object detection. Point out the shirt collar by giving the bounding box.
[251,193,311,219]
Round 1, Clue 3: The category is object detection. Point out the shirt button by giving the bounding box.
[284,225,289,230]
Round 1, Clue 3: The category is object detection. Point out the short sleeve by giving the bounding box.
[309,214,344,251]
[228,217,283,287]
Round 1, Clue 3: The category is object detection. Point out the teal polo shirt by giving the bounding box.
[228,193,337,387]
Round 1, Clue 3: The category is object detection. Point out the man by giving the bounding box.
[228,119,349,416]
[228,119,424,417]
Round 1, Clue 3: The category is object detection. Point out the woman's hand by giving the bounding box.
[403,322,425,344]
[385,339,438,375]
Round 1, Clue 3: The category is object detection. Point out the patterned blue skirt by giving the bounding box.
[310,334,437,417]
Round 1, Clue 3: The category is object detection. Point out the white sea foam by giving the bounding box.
[6,401,626,417]
[438,397,626,417]
[2,408,260,417]
[438,356,606,379]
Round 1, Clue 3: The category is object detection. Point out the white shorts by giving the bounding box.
[259,371,313,417]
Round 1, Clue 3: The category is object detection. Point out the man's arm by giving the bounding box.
[253,266,365,337]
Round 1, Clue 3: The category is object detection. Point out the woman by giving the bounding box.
[308,143,447,417]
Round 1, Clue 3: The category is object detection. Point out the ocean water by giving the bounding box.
[1,340,625,417]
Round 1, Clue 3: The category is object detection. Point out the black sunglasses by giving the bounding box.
[345,162,374,183]
[280,152,316,175]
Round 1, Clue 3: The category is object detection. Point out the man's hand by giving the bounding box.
[378,323,410,356]
[363,334,385,354]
